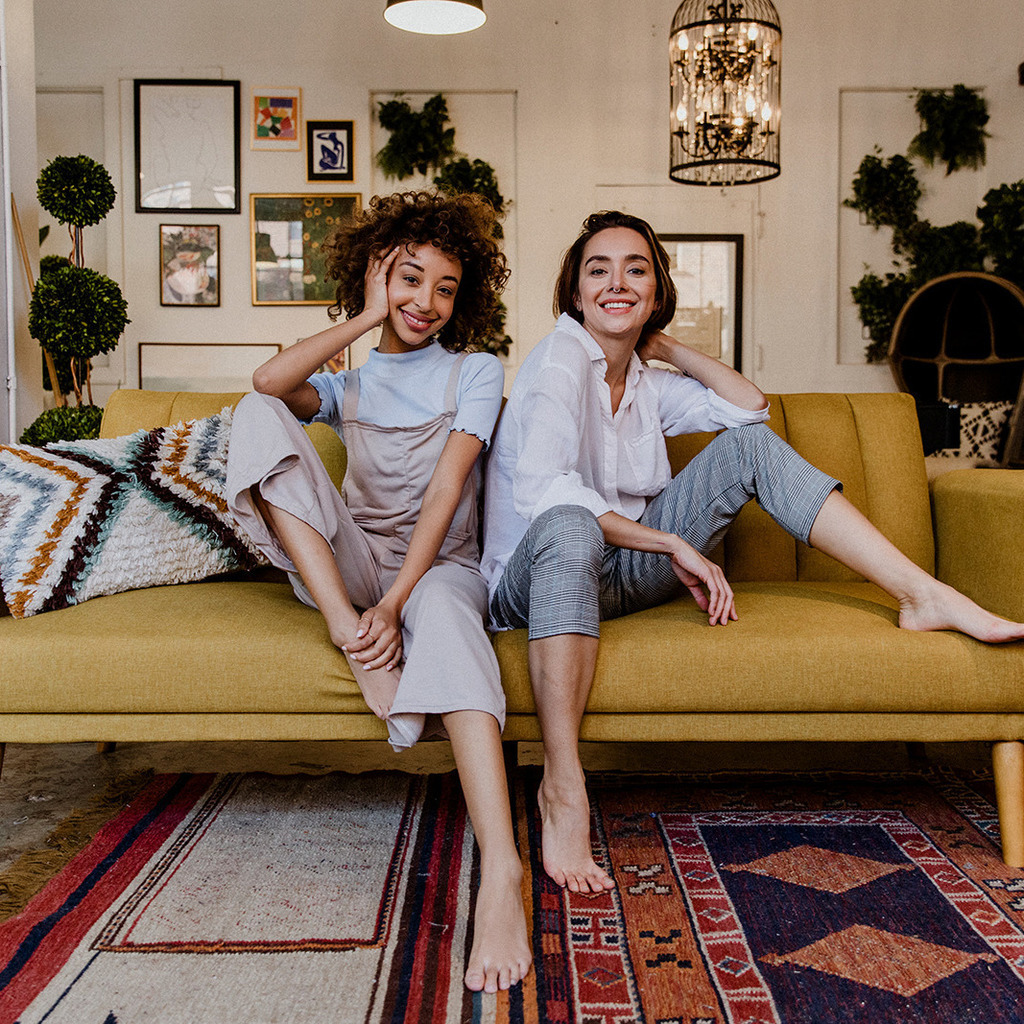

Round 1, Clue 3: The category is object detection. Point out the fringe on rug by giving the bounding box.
[0,768,154,923]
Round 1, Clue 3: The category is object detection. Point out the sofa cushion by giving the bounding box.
[0,580,363,714]
[494,580,1024,716]
[0,409,265,617]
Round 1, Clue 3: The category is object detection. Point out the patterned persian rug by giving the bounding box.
[2,767,1023,1023]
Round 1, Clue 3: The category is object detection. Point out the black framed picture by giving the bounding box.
[657,233,744,371]
[306,120,354,182]
[134,79,241,214]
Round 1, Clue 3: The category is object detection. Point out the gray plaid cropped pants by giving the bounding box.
[489,423,841,639]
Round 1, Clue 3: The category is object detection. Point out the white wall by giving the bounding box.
[24,0,1024,431]
[6,0,37,439]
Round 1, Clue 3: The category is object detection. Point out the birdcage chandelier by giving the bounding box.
[670,0,781,186]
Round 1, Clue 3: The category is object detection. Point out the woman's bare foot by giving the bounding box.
[537,773,615,894]
[340,650,400,719]
[899,579,1024,644]
[464,862,532,993]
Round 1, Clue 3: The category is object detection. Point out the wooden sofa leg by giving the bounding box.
[993,741,1024,867]
[97,742,116,754]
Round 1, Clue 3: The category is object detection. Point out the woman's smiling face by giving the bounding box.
[575,227,657,344]
[381,242,462,351]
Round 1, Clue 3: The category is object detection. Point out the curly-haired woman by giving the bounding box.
[227,190,530,992]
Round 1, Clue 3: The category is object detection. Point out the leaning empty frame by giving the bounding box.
[658,234,744,371]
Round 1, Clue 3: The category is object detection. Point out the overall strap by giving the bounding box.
[443,353,468,415]
[341,368,361,420]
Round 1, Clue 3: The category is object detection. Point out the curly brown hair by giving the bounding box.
[323,190,509,352]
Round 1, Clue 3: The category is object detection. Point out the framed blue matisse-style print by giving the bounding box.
[306,120,354,182]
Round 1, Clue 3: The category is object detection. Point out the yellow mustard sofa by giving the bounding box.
[2,389,1024,862]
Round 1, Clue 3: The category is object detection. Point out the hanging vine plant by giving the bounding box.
[843,82,1023,363]
[978,181,1024,285]
[375,93,513,358]
[434,157,506,240]
[843,149,920,236]
[907,84,989,176]
[376,94,457,179]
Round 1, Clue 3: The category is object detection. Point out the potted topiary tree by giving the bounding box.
[20,154,129,445]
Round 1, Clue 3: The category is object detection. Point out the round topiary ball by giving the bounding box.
[19,404,103,446]
[39,254,71,279]
[28,263,130,360]
[37,154,116,227]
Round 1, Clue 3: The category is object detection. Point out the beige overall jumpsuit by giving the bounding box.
[226,356,505,750]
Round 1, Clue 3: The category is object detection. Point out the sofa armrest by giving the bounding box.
[932,469,1024,621]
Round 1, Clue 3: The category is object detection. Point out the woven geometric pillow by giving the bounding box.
[957,401,1013,461]
[929,400,1013,463]
[0,407,267,618]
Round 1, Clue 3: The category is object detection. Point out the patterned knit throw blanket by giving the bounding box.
[0,408,265,618]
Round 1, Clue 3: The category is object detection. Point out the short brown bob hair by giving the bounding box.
[323,190,509,353]
[553,210,678,335]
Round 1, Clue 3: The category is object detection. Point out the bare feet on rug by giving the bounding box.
[899,579,1024,644]
[341,652,401,719]
[537,773,615,894]
[464,862,532,993]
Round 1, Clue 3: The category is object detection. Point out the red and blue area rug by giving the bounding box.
[1,767,1022,1023]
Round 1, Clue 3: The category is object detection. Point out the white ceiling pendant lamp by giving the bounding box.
[384,0,486,35]
[670,0,782,186]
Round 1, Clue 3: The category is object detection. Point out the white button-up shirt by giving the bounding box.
[480,314,769,597]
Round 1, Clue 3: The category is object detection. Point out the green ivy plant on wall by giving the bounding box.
[375,94,512,358]
[845,85,1023,363]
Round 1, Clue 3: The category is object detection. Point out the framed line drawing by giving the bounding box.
[139,342,281,392]
[250,192,361,305]
[134,79,240,213]
[160,225,220,306]
[658,233,744,370]
[252,87,301,150]
[307,120,354,182]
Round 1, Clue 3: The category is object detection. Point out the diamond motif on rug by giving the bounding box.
[722,843,915,893]
[760,923,999,996]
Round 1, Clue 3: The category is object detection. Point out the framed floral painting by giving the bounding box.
[250,193,361,305]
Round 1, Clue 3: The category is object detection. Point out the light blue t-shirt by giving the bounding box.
[306,342,505,447]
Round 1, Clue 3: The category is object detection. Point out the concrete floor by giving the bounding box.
[0,738,994,875]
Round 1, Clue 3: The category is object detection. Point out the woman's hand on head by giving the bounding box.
[363,246,400,327]
[669,539,737,626]
[635,330,672,365]
[343,599,403,671]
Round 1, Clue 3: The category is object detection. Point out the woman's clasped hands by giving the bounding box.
[342,598,404,672]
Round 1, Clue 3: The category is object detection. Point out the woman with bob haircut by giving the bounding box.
[481,209,1024,895]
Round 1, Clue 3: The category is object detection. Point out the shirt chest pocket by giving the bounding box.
[621,428,670,497]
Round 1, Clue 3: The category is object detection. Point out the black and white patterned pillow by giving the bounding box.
[931,401,1013,463]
